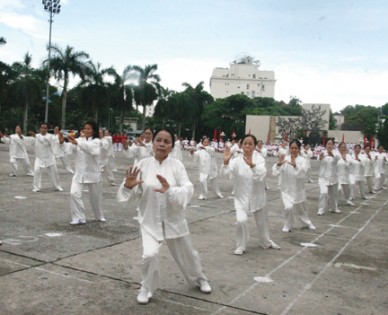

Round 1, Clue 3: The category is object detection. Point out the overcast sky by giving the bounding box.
[1,0,387,112]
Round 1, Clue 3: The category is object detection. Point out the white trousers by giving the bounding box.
[108,156,117,172]
[33,164,61,191]
[57,156,74,173]
[318,182,339,213]
[102,164,116,184]
[339,184,352,203]
[374,174,385,191]
[10,157,34,176]
[70,182,104,222]
[140,227,207,296]
[365,176,374,193]
[283,201,313,230]
[351,180,366,199]
[199,174,221,197]
[236,208,277,250]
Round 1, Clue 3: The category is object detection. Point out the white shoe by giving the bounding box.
[111,182,116,186]
[308,180,314,183]
[346,200,355,206]
[98,217,106,222]
[9,174,16,177]
[268,242,281,250]
[233,247,244,255]
[198,279,212,294]
[282,226,290,233]
[137,287,151,304]
[56,187,64,192]
[198,194,206,200]
[265,186,270,190]
[308,224,316,230]
[70,219,86,225]
[361,196,369,200]
[333,209,341,214]
[217,194,224,199]
[32,189,40,192]
[317,209,324,216]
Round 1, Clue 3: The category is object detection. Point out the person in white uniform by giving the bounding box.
[373,144,387,191]
[68,121,105,225]
[122,128,154,165]
[221,134,280,255]
[350,144,368,200]
[317,139,341,215]
[0,125,34,177]
[337,142,355,206]
[170,134,183,161]
[190,137,223,200]
[256,140,270,190]
[362,144,376,194]
[31,123,63,192]
[117,129,211,305]
[99,129,116,186]
[273,139,315,233]
[301,144,314,183]
[52,126,74,174]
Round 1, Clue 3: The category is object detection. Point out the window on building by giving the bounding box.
[261,85,265,91]
[253,74,256,79]
[247,84,250,90]
[252,91,255,97]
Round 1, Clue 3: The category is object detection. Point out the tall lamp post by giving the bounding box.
[42,0,61,123]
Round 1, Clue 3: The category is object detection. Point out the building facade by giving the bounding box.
[209,56,276,99]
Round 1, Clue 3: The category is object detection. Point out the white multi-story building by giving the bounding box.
[209,56,276,99]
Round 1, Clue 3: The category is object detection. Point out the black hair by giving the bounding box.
[241,134,257,145]
[326,138,335,145]
[354,144,361,149]
[143,127,154,136]
[289,139,301,149]
[153,129,175,148]
[378,144,384,149]
[83,120,99,139]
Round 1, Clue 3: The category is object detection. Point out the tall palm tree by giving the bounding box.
[154,87,174,129]
[12,53,45,133]
[182,81,213,139]
[79,61,114,122]
[48,45,89,129]
[129,64,161,130]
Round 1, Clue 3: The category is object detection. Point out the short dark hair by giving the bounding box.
[241,134,257,145]
[289,139,301,149]
[153,129,175,148]
[83,120,99,139]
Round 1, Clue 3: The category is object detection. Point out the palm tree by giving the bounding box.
[0,37,6,45]
[79,61,114,122]
[154,87,175,129]
[129,64,161,130]
[12,53,45,133]
[182,81,213,139]
[48,45,89,129]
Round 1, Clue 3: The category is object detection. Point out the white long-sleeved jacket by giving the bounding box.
[99,136,112,167]
[374,152,387,175]
[192,146,218,179]
[362,153,375,177]
[318,151,340,185]
[350,153,366,182]
[337,154,352,185]
[1,134,33,159]
[34,133,58,168]
[70,137,101,183]
[272,155,308,205]
[117,156,193,241]
[220,152,266,212]
[123,141,153,165]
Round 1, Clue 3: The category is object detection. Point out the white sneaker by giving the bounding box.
[268,242,281,250]
[317,209,324,216]
[9,174,16,177]
[198,279,212,294]
[70,219,86,225]
[233,247,244,255]
[198,194,206,200]
[217,194,224,199]
[111,182,116,186]
[361,196,369,200]
[56,187,64,192]
[346,200,355,206]
[333,209,341,214]
[137,287,151,304]
[98,217,106,222]
[308,224,316,230]
[32,189,40,192]
[282,226,290,233]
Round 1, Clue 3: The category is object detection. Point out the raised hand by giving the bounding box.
[154,174,170,193]
[243,154,255,168]
[223,145,232,165]
[124,166,143,189]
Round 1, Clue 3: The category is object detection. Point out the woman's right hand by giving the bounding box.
[124,166,143,189]
[223,146,232,165]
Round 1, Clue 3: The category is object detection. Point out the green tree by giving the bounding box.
[0,37,6,45]
[48,45,89,129]
[341,105,379,136]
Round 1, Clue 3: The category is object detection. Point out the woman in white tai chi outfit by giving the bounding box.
[337,142,355,206]
[221,134,280,255]
[190,137,223,199]
[302,144,314,183]
[317,139,341,215]
[362,144,376,194]
[170,134,183,161]
[272,139,315,233]
[350,144,368,200]
[68,121,105,225]
[117,129,211,304]
[52,126,74,174]
[0,125,34,177]
[31,123,63,192]
[122,128,154,165]
[99,129,116,186]
[373,144,387,191]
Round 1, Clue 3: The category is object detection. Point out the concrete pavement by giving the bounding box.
[0,144,387,315]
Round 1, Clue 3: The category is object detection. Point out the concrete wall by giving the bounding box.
[245,115,271,141]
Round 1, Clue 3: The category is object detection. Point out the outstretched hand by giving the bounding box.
[154,174,170,193]
[124,166,143,189]
[223,146,232,165]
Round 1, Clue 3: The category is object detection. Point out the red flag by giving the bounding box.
[341,133,344,143]
[370,136,373,149]
[213,129,217,141]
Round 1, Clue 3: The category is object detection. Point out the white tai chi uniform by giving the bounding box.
[301,148,314,182]
[52,134,74,173]
[1,134,34,176]
[337,154,353,205]
[117,156,208,297]
[272,155,314,231]
[221,152,279,251]
[69,137,104,223]
[257,147,270,189]
[362,153,376,193]
[170,140,183,161]
[123,141,153,165]
[192,145,222,199]
[350,153,367,199]
[99,136,116,185]
[373,152,387,191]
[32,134,63,192]
[317,151,340,215]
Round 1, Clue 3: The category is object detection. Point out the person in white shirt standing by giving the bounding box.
[31,123,63,192]
[190,137,223,200]
[117,129,211,304]
[301,144,314,183]
[99,129,116,186]
[0,125,34,177]
[350,144,368,200]
[337,142,355,206]
[122,128,154,165]
[363,144,376,194]
[52,126,74,174]
[373,144,387,191]
[68,121,105,225]
[256,140,270,190]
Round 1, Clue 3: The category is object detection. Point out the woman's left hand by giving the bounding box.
[154,174,170,193]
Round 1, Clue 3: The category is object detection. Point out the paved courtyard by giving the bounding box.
[0,144,387,315]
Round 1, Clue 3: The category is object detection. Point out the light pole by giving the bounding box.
[42,0,61,123]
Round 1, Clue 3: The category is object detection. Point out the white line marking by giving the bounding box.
[0,258,31,268]
[34,267,93,284]
[334,262,377,271]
